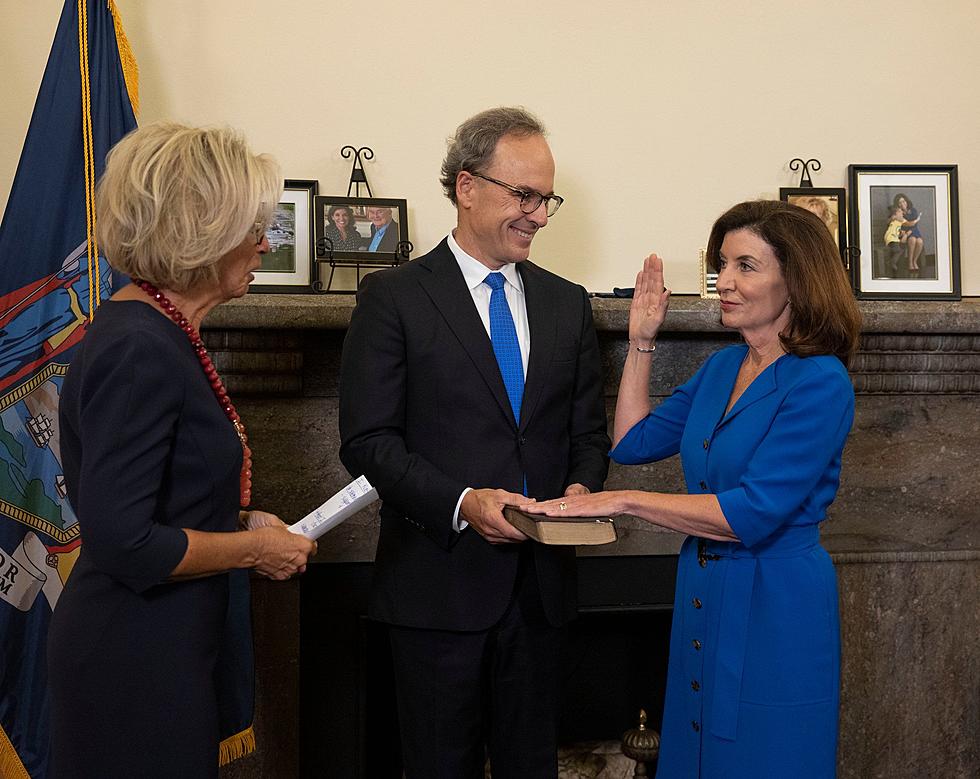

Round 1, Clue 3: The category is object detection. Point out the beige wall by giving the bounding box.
[3,0,979,294]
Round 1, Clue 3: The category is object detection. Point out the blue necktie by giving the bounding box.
[483,272,524,424]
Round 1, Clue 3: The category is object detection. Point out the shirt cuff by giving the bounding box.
[453,487,472,533]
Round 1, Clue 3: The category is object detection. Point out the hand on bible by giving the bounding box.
[521,490,625,519]
[461,488,530,544]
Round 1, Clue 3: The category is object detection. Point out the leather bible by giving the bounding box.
[503,506,617,546]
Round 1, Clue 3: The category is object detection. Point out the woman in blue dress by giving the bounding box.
[523,200,862,777]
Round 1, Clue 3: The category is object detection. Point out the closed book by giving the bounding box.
[503,507,617,546]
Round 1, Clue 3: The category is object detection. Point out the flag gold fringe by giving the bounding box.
[218,725,256,767]
[77,0,99,320]
[2,715,254,774]
[77,1,140,322]
[107,0,139,117]
[0,723,31,779]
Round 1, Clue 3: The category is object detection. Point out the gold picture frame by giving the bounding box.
[698,248,718,299]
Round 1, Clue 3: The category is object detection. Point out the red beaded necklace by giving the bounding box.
[133,279,252,507]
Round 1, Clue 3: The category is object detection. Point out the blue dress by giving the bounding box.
[903,206,923,239]
[612,345,853,778]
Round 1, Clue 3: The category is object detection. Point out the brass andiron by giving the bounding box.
[621,709,660,777]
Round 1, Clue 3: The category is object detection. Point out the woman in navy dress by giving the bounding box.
[893,193,924,274]
[524,200,861,777]
[47,123,317,778]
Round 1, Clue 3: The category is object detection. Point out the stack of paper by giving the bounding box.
[287,475,378,540]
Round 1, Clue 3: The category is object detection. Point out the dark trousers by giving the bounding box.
[387,550,564,779]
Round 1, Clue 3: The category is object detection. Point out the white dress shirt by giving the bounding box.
[447,231,531,372]
[447,232,531,531]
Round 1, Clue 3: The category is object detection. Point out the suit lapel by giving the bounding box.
[517,261,555,433]
[417,241,517,428]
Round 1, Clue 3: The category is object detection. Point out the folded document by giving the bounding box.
[288,475,378,540]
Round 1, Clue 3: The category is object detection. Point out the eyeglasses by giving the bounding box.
[471,173,564,217]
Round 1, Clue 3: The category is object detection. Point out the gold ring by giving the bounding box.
[559,502,567,511]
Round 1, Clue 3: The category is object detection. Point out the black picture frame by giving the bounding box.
[249,179,318,293]
[314,196,409,262]
[847,165,960,300]
[779,187,847,257]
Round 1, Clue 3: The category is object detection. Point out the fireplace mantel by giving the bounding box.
[210,292,980,334]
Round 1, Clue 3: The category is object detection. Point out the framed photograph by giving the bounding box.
[314,196,409,261]
[847,165,960,300]
[779,187,846,255]
[249,179,318,293]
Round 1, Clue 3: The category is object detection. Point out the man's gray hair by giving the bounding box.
[439,107,546,205]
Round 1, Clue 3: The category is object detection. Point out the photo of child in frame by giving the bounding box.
[868,186,936,280]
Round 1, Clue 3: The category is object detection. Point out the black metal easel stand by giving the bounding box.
[313,145,413,293]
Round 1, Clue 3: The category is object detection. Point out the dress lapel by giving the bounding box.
[417,241,517,428]
[716,352,782,431]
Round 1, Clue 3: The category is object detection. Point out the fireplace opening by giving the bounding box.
[559,607,671,744]
[301,556,676,777]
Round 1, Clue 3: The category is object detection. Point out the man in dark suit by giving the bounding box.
[366,205,400,252]
[339,107,609,779]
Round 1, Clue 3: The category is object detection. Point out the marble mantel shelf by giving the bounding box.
[208,293,980,334]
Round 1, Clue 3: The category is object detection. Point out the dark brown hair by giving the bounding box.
[706,200,862,367]
[327,204,355,225]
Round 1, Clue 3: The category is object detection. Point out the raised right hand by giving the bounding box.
[460,488,529,544]
[250,525,317,580]
[629,254,671,347]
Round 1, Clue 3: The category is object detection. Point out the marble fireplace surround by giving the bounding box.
[208,295,979,779]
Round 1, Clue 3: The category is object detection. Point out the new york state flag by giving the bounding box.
[0,2,136,776]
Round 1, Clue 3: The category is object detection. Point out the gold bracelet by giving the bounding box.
[632,341,656,353]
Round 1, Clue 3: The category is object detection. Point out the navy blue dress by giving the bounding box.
[612,345,853,778]
[903,206,923,239]
[47,301,248,778]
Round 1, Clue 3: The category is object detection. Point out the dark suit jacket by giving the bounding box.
[369,219,400,252]
[339,239,610,631]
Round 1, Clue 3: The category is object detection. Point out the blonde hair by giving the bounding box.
[96,122,281,291]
